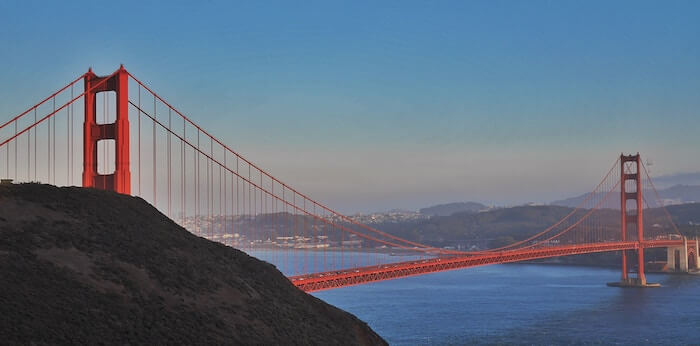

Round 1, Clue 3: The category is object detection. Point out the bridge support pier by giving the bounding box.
[608,154,659,288]
[666,237,698,273]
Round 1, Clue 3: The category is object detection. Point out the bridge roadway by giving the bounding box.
[290,240,683,292]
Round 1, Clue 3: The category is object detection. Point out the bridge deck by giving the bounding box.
[290,240,683,292]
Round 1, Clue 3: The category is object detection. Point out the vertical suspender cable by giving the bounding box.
[224,152,227,244]
[138,85,141,196]
[153,95,157,208]
[220,153,223,243]
[303,198,307,274]
[292,191,296,275]
[49,97,53,184]
[52,97,55,185]
[14,121,17,180]
[27,110,31,181]
[70,85,74,185]
[206,136,209,238]
[210,137,213,238]
[272,181,275,265]
[196,131,200,235]
[66,95,69,184]
[193,130,197,233]
[323,207,326,272]
[283,187,286,273]
[104,93,107,174]
[102,93,105,174]
[247,164,255,251]
[236,157,239,247]
[231,158,238,246]
[259,171,263,259]
[182,118,186,226]
[168,108,172,218]
[34,108,37,181]
[312,203,316,272]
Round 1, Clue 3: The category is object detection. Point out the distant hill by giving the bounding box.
[374,203,700,249]
[388,205,576,248]
[419,202,487,216]
[0,183,385,345]
[664,203,700,226]
[651,172,700,189]
[551,184,700,208]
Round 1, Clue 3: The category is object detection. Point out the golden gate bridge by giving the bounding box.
[0,66,694,292]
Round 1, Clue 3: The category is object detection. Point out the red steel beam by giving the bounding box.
[291,240,684,292]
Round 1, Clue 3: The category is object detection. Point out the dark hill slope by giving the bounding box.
[0,183,385,345]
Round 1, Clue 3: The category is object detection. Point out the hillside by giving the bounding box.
[373,204,700,249]
[552,184,700,208]
[0,183,386,345]
[392,205,576,248]
[419,202,487,216]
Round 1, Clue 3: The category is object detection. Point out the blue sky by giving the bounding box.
[1,1,699,212]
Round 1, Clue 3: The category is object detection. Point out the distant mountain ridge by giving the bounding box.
[420,202,487,216]
[372,203,700,250]
[651,172,700,188]
[551,184,700,208]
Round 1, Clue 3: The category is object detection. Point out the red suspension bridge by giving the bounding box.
[0,66,693,292]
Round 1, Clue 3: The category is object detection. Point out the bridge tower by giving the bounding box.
[609,153,659,287]
[82,66,131,194]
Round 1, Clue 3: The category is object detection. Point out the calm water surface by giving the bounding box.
[313,264,700,345]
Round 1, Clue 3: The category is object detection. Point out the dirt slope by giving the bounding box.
[0,183,386,345]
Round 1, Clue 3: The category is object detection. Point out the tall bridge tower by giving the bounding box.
[82,66,131,194]
[609,153,659,287]
[620,154,645,285]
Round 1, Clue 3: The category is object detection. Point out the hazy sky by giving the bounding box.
[1,1,698,212]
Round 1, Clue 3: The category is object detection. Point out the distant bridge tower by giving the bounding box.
[82,66,131,194]
[610,153,656,287]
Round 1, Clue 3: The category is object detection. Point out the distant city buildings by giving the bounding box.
[177,210,431,250]
[330,210,429,225]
